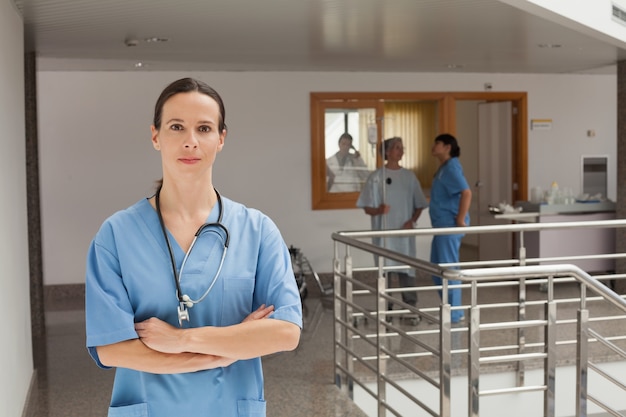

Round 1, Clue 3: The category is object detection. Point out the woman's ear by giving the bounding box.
[216,128,226,152]
[151,125,161,151]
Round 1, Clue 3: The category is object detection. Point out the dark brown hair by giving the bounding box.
[434,133,461,158]
[153,78,227,132]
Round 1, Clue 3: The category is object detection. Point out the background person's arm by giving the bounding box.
[363,204,389,216]
[456,189,472,227]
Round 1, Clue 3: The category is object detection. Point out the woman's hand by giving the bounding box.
[243,304,274,322]
[135,304,275,354]
[378,204,390,215]
[135,317,184,354]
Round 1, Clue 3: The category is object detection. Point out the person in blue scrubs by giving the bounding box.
[357,137,428,319]
[429,133,472,324]
[85,78,302,417]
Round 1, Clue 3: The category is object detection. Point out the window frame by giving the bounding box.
[310,91,527,210]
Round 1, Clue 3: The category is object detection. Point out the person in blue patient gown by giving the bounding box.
[85,78,302,417]
[357,137,428,317]
[429,133,472,324]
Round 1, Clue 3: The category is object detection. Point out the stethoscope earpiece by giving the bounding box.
[182,294,193,308]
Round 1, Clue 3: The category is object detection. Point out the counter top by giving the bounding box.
[516,200,616,215]
[494,212,539,222]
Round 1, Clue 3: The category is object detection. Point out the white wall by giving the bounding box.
[0,1,34,416]
[37,69,617,285]
[355,361,626,416]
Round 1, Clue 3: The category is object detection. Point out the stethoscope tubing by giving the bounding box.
[155,186,229,307]
[178,226,228,304]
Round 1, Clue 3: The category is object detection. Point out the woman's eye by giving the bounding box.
[198,125,211,133]
[170,124,184,131]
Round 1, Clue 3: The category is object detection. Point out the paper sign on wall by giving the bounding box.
[531,119,552,130]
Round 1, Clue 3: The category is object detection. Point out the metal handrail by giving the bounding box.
[332,218,626,417]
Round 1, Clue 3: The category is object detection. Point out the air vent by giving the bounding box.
[612,2,626,26]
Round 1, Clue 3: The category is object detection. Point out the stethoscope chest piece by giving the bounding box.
[177,303,190,327]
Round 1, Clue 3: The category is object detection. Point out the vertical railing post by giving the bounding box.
[377,269,387,417]
[333,243,345,392]
[517,230,527,386]
[468,281,480,417]
[544,276,556,417]
[333,242,353,398]
[517,276,527,387]
[344,247,354,399]
[575,283,589,417]
[440,302,452,417]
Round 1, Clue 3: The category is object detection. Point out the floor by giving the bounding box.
[26,272,625,417]
[27,289,367,417]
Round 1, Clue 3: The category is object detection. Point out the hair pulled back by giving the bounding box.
[434,133,461,158]
[153,78,227,132]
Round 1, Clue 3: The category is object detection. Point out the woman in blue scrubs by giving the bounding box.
[429,133,472,324]
[85,78,302,417]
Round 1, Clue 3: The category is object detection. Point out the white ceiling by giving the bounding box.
[12,0,626,73]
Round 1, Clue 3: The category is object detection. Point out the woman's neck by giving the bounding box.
[157,180,217,221]
[385,161,401,170]
[437,154,451,165]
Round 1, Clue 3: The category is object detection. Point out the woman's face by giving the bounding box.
[431,140,450,158]
[151,91,226,182]
[386,140,404,162]
[338,137,353,155]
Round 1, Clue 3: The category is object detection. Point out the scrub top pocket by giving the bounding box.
[108,402,148,417]
[221,276,255,325]
[237,399,266,416]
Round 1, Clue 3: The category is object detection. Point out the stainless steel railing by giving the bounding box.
[332,219,626,417]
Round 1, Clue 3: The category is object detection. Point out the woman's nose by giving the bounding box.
[183,132,199,148]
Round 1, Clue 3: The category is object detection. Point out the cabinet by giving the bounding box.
[498,202,616,273]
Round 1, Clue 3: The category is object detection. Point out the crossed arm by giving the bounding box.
[96,304,301,374]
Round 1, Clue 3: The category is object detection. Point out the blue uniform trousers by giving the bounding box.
[430,234,464,323]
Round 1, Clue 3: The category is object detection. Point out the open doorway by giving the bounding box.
[455,95,525,261]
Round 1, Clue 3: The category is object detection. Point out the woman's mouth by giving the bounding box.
[179,158,200,164]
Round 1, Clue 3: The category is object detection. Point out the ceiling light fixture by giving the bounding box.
[144,37,169,43]
[124,37,169,47]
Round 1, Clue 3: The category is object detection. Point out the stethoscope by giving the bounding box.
[155,186,230,327]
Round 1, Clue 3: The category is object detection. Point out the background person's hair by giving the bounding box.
[338,132,353,145]
[380,136,402,160]
[153,78,227,132]
[434,133,461,158]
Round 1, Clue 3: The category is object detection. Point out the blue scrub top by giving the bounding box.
[429,157,470,228]
[85,196,303,417]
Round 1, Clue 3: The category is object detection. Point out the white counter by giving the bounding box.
[495,202,616,273]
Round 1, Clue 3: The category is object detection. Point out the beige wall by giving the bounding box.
[37,70,617,285]
[0,1,34,415]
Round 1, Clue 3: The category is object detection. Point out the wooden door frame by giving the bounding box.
[446,92,528,204]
